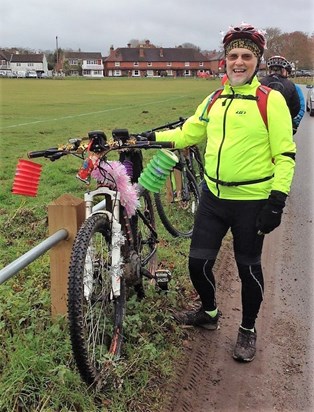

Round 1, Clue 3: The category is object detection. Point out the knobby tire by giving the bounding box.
[154,167,200,238]
[68,213,126,386]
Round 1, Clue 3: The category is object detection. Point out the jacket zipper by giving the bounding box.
[215,89,234,197]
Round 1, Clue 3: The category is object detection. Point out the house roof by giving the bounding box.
[105,47,210,62]
[205,50,225,61]
[10,53,45,63]
[64,52,102,60]
[0,50,11,61]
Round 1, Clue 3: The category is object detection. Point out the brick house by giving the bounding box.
[61,52,103,77]
[104,42,214,78]
[205,50,226,75]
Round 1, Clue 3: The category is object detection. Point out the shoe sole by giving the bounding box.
[232,353,255,362]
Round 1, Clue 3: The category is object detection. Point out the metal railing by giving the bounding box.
[0,229,68,285]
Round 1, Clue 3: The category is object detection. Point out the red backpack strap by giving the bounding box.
[198,88,224,122]
[207,88,223,114]
[256,85,271,130]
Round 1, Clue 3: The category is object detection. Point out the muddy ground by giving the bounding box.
[160,112,314,412]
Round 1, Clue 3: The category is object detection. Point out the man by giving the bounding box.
[261,55,301,131]
[144,24,296,362]
[285,63,306,132]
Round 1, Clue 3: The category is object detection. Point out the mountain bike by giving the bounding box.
[145,117,204,238]
[28,129,175,387]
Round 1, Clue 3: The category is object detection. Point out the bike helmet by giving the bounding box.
[267,55,292,71]
[223,23,266,57]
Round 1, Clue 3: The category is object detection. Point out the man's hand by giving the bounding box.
[139,131,156,141]
[256,190,287,234]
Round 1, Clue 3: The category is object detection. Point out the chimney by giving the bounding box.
[160,48,163,57]
[127,43,131,48]
[110,45,114,55]
[139,44,144,58]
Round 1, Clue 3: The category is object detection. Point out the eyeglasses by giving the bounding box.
[226,53,255,62]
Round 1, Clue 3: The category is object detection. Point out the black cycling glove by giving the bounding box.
[256,190,287,234]
[139,131,156,141]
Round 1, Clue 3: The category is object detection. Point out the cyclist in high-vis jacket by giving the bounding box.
[143,23,296,362]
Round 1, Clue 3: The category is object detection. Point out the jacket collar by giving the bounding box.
[224,76,260,95]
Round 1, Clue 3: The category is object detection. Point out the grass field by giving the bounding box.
[0,77,220,411]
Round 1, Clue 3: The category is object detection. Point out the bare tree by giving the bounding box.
[264,28,313,69]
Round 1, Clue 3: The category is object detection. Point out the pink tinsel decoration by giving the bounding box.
[91,160,139,217]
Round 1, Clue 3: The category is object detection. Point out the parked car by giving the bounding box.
[26,70,37,78]
[17,71,26,78]
[306,85,314,116]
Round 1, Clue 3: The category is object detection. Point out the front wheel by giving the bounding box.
[68,213,126,386]
[154,167,200,238]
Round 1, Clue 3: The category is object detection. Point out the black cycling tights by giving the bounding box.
[189,257,264,329]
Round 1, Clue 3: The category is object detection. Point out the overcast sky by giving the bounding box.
[1,0,313,55]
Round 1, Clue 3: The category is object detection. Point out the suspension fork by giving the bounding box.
[84,188,123,298]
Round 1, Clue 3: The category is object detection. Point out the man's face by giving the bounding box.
[226,47,258,86]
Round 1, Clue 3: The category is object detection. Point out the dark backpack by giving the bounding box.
[206,85,271,129]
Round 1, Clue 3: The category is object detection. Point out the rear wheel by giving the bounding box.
[131,191,158,297]
[187,146,204,187]
[68,213,126,386]
[154,167,200,238]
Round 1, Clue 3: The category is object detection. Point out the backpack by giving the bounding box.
[206,85,271,130]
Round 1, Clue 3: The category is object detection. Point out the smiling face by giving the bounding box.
[226,47,258,86]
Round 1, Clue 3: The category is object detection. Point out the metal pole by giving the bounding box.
[56,35,59,73]
[0,229,68,285]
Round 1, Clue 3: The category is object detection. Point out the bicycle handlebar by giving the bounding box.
[27,117,187,160]
[27,133,175,161]
[146,116,187,133]
[28,148,60,159]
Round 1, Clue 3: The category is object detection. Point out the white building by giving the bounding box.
[62,52,104,77]
[10,53,48,76]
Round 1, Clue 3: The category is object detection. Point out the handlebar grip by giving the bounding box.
[27,148,59,159]
[149,141,175,149]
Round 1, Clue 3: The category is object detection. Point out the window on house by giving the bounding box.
[115,62,120,67]
[17,63,21,66]
[114,70,121,76]
[167,62,172,66]
[69,59,78,65]
[28,63,34,67]
[185,62,190,66]
[147,62,152,67]
[199,62,204,66]
[184,70,191,76]
[133,62,139,66]
[133,70,140,76]
[166,70,173,76]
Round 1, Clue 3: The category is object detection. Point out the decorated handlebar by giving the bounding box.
[19,125,180,197]
[27,129,175,161]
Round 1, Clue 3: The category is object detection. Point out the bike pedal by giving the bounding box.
[155,269,172,292]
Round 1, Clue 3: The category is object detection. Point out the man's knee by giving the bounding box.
[189,256,215,273]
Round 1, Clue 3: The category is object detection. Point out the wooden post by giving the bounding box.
[48,194,85,318]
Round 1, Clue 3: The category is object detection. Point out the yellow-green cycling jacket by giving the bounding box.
[156,76,296,200]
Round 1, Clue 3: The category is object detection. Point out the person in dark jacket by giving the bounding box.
[260,55,301,127]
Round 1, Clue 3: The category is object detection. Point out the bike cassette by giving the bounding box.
[155,269,172,291]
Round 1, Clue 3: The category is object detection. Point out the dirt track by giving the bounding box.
[161,103,314,412]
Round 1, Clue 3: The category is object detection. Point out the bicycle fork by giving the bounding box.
[84,187,124,299]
